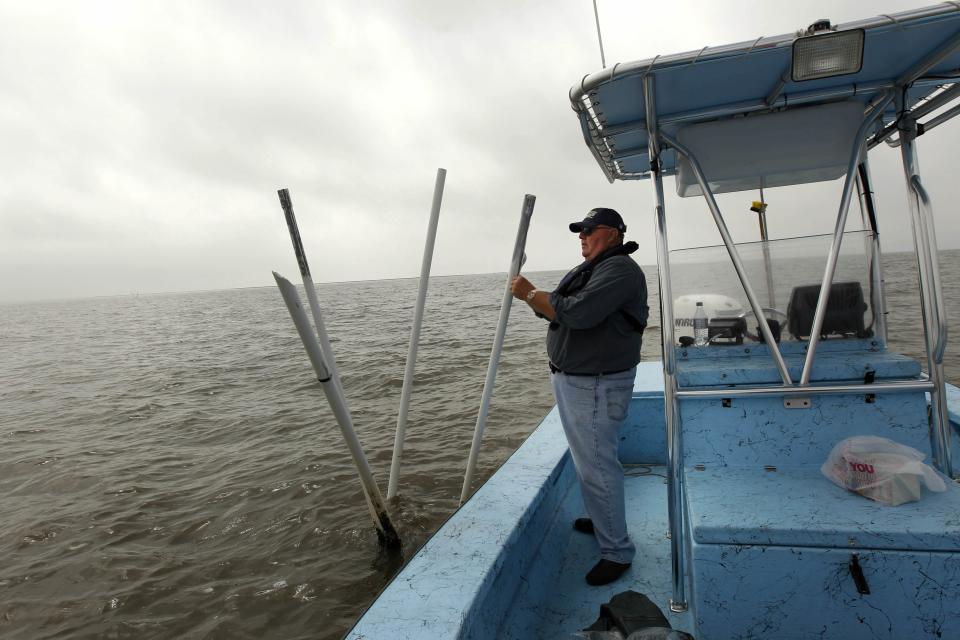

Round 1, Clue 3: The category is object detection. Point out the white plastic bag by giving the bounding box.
[821,436,947,506]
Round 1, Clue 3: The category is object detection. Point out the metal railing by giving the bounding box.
[659,132,793,386]
[627,24,960,609]
[643,74,687,613]
[675,380,934,400]
[899,111,954,477]
[855,160,888,348]
[799,93,894,385]
[911,176,949,364]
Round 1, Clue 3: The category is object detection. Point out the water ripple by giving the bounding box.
[0,257,956,639]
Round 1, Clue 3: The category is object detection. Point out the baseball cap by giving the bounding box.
[569,207,626,233]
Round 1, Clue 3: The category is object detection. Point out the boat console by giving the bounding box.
[675,341,960,636]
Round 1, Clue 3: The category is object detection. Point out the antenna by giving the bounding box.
[592,0,607,69]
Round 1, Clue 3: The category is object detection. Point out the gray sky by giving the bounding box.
[2,0,958,302]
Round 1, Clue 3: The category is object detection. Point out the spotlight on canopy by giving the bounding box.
[792,23,865,82]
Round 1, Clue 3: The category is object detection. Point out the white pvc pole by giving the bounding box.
[277,189,344,396]
[273,272,401,548]
[460,194,536,504]
[387,168,446,499]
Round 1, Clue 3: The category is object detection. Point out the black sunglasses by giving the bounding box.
[580,225,613,237]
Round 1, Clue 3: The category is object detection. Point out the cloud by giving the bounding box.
[1,0,958,302]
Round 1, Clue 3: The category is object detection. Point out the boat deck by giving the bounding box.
[347,361,960,639]
[502,466,693,638]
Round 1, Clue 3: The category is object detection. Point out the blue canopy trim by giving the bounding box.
[571,4,960,182]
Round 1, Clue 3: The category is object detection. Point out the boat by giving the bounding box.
[347,5,960,638]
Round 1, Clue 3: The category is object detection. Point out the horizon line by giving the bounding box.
[0,246,940,306]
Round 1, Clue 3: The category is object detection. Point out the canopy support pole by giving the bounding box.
[798,93,893,385]
[855,159,888,348]
[388,168,447,499]
[460,194,536,504]
[872,84,960,148]
[661,132,792,385]
[757,185,776,311]
[898,105,953,477]
[644,74,687,614]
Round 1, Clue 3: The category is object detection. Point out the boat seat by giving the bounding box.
[685,465,960,551]
[786,281,868,339]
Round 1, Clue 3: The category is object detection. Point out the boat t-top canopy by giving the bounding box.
[569,4,960,614]
[570,3,960,184]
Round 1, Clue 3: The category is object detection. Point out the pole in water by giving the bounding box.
[460,194,536,505]
[273,272,401,549]
[277,188,344,396]
[387,168,447,500]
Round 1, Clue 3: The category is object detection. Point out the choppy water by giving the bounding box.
[2,251,958,639]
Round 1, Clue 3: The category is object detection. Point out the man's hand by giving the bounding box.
[511,275,556,320]
[511,275,534,301]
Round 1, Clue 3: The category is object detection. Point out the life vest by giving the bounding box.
[552,241,646,332]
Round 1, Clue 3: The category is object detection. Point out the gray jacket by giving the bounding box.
[547,253,648,375]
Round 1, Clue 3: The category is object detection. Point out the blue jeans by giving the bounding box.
[552,368,637,564]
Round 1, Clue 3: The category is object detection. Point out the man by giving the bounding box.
[511,207,648,586]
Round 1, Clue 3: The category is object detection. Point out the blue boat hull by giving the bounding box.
[348,353,960,639]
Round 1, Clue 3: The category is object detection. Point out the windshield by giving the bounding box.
[669,231,876,345]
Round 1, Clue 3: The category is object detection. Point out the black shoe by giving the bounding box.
[573,518,595,534]
[585,559,631,586]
